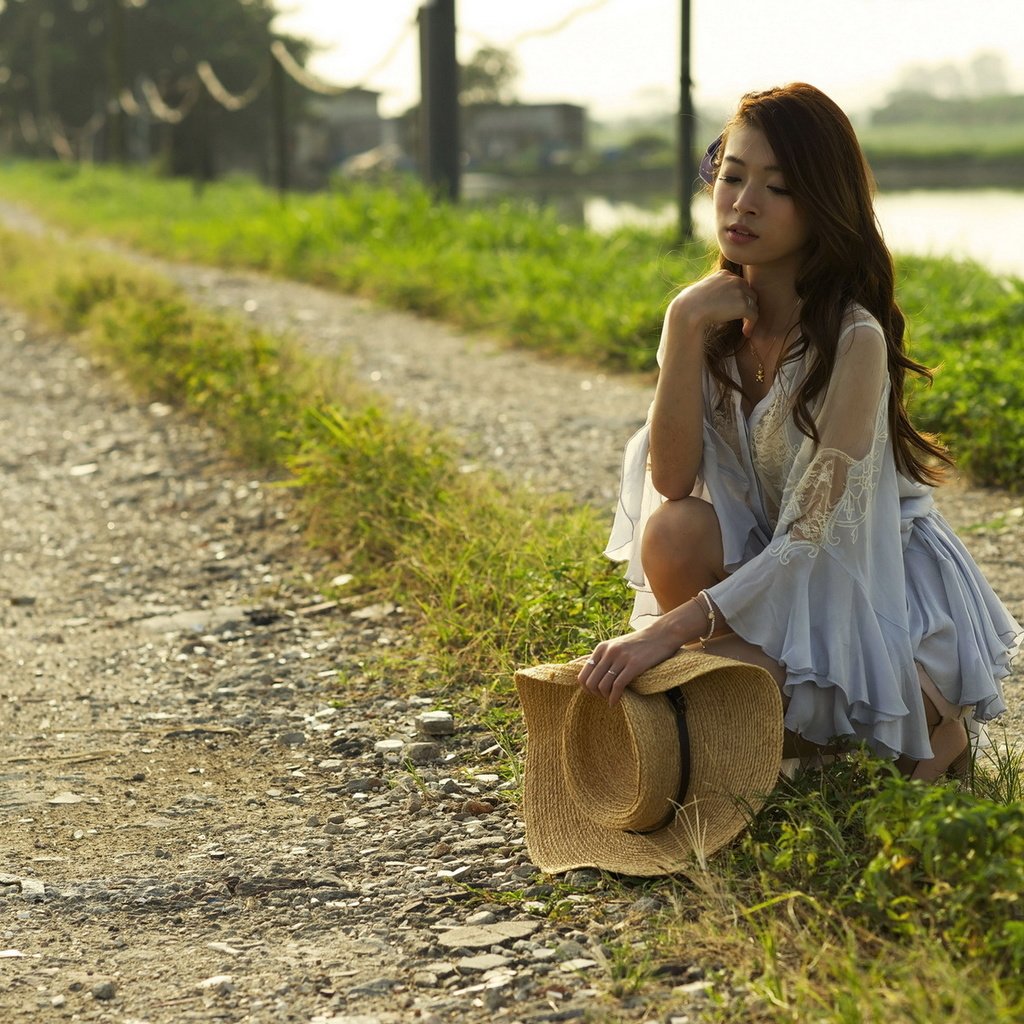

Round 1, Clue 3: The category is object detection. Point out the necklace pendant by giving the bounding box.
[755,362,765,384]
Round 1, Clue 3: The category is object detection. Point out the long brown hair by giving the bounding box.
[705,83,951,485]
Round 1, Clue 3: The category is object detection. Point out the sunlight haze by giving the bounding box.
[273,0,1023,120]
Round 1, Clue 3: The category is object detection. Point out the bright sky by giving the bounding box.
[272,0,1023,121]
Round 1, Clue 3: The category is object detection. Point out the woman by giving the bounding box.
[579,83,1021,780]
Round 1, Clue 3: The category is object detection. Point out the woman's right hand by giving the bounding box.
[669,270,759,339]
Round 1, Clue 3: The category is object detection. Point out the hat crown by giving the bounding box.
[562,689,682,832]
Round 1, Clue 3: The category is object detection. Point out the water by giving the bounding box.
[584,189,1024,280]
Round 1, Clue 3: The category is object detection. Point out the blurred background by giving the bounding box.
[2,0,1022,272]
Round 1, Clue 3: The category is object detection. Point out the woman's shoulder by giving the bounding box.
[839,302,885,341]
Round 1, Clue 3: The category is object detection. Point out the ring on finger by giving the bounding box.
[606,667,619,676]
[585,658,597,667]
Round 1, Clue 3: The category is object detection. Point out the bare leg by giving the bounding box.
[896,664,970,781]
[641,497,725,609]
[641,497,787,690]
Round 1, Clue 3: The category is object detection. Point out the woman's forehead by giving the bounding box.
[723,125,780,171]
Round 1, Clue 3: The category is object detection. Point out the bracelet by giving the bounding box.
[695,590,716,649]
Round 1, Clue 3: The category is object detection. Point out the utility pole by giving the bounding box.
[106,0,127,163]
[677,0,696,243]
[33,0,54,158]
[418,0,460,201]
[270,50,290,198]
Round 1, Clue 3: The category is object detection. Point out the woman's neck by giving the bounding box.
[743,265,802,334]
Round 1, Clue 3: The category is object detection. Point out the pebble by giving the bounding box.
[91,980,117,1000]
[197,974,235,994]
[456,953,511,972]
[406,741,441,764]
[437,922,541,949]
[416,711,455,736]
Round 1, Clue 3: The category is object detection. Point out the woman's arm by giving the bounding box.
[649,271,758,499]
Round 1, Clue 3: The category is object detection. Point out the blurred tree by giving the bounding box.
[0,0,310,178]
[460,45,519,105]
[968,51,1010,97]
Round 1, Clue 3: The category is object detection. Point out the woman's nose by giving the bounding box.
[733,186,757,215]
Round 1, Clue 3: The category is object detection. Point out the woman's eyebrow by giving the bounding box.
[723,154,784,173]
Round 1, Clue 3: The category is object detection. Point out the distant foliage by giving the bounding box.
[1,162,1020,490]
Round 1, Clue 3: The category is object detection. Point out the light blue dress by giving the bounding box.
[606,305,1022,760]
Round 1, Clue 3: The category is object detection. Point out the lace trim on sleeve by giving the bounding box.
[771,426,887,564]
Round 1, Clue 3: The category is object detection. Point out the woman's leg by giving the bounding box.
[641,497,787,689]
[897,664,970,781]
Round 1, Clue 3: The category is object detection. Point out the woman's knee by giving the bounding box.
[641,497,724,576]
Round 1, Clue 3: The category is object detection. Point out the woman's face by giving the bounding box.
[713,124,810,276]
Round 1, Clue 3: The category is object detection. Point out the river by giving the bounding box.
[582,189,1024,279]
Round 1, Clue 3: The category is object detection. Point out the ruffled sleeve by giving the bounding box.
[704,322,933,758]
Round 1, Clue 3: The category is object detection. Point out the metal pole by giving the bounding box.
[270,51,289,198]
[418,0,460,202]
[677,0,696,243]
[106,0,126,163]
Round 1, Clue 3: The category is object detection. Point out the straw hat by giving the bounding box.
[515,649,783,876]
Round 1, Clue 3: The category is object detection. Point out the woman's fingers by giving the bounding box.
[578,644,640,707]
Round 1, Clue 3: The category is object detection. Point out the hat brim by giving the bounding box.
[515,649,783,876]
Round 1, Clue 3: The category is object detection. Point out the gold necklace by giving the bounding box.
[749,302,802,384]
[751,334,783,384]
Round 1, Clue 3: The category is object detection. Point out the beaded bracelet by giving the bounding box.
[695,590,716,649]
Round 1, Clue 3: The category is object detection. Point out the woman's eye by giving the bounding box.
[718,175,740,184]
[769,186,792,195]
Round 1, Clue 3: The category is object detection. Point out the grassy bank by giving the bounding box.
[2,224,1023,1022]
[1,160,1021,490]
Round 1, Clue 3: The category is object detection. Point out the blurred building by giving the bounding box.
[461,102,587,168]
[293,88,384,186]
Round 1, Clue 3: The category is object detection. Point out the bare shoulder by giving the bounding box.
[837,305,885,363]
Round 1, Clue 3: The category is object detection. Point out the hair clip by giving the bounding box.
[698,135,722,186]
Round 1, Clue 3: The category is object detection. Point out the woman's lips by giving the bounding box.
[725,223,759,244]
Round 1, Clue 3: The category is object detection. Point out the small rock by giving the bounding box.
[437,866,473,881]
[466,910,498,925]
[346,976,398,997]
[197,974,234,995]
[461,799,494,816]
[406,742,441,764]
[91,980,117,1000]
[51,995,66,1008]
[416,711,455,736]
[374,738,405,754]
[437,921,540,949]
[48,792,85,805]
[559,958,598,972]
[278,731,306,747]
[456,953,511,973]
[565,868,602,889]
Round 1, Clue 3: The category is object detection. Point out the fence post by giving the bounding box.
[677,0,696,243]
[418,0,460,201]
[270,49,290,198]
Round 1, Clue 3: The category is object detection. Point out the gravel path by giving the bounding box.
[1,204,1022,1022]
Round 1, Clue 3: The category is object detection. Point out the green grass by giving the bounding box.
[1,160,1021,489]
[859,120,1024,157]
[0,225,629,699]
[2,224,1024,1022]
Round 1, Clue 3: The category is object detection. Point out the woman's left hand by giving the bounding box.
[577,625,684,707]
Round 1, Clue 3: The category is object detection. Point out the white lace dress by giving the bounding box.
[606,305,1022,760]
